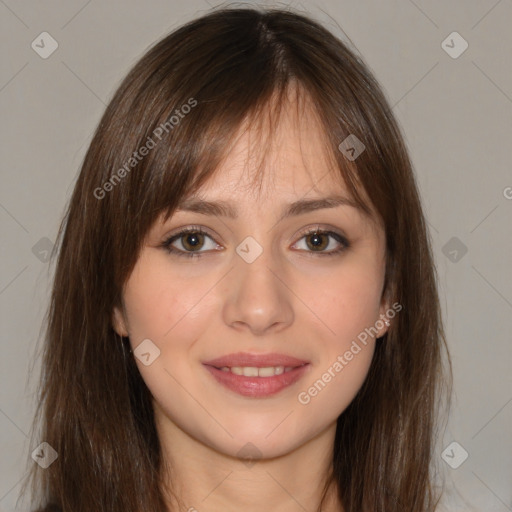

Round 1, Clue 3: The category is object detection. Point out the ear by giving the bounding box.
[376,294,391,339]
[112,305,129,337]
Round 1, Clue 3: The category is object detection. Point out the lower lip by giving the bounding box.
[203,364,310,398]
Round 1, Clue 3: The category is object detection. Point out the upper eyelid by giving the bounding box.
[163,225,348,249]
[165,223,345,238]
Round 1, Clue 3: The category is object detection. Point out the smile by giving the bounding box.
[217,365,297,377]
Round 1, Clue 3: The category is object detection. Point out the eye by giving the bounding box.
[161,226,221,259]
[161,225,350,259]
[292,226,350,257]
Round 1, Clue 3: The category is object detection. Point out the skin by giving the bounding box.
[113,92,390,512]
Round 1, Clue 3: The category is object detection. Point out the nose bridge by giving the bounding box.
[222,233,293,334]
[234,234,280,300]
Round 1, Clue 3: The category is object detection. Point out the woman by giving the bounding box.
[22,6,452,512]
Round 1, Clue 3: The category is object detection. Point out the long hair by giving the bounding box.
[21,6,452,511]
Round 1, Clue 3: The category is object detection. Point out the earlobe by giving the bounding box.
[112,306,129,337]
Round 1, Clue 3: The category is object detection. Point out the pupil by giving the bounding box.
[308,233,326,250]
[184,232,202,249]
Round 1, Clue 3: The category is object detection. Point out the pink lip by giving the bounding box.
[203,364,310,398]
[203,352,310,368]
[202,352,311,398]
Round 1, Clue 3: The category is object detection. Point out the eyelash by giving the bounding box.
[160,225,350,259]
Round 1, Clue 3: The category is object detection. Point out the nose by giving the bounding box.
[222,245,294,336]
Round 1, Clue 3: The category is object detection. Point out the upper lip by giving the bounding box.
[203,352,310,369]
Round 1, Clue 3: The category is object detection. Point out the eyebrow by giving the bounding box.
[176,195,364,223]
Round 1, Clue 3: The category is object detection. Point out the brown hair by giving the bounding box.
[21,6,452,512]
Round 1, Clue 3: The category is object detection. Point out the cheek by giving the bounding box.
[122,256,217,347]
[294,258,382,406]
[296,269,380,420]
[121,259,221,428]
[297,340,375,431]
[305,259,384,344]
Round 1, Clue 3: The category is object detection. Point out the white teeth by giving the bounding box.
[219,366,291,377]
[258,366,281,377]
[243,367,259,377]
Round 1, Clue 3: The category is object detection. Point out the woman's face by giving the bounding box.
[113,98,390,461]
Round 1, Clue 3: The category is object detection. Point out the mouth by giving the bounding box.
[202,352,311,398]
[212,365,301,376]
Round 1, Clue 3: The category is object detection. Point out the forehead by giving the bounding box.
[150,86,383,237]
[178,92,381,233]
[191,91,349,202]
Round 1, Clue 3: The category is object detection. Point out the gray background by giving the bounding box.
[1,0,511,510]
